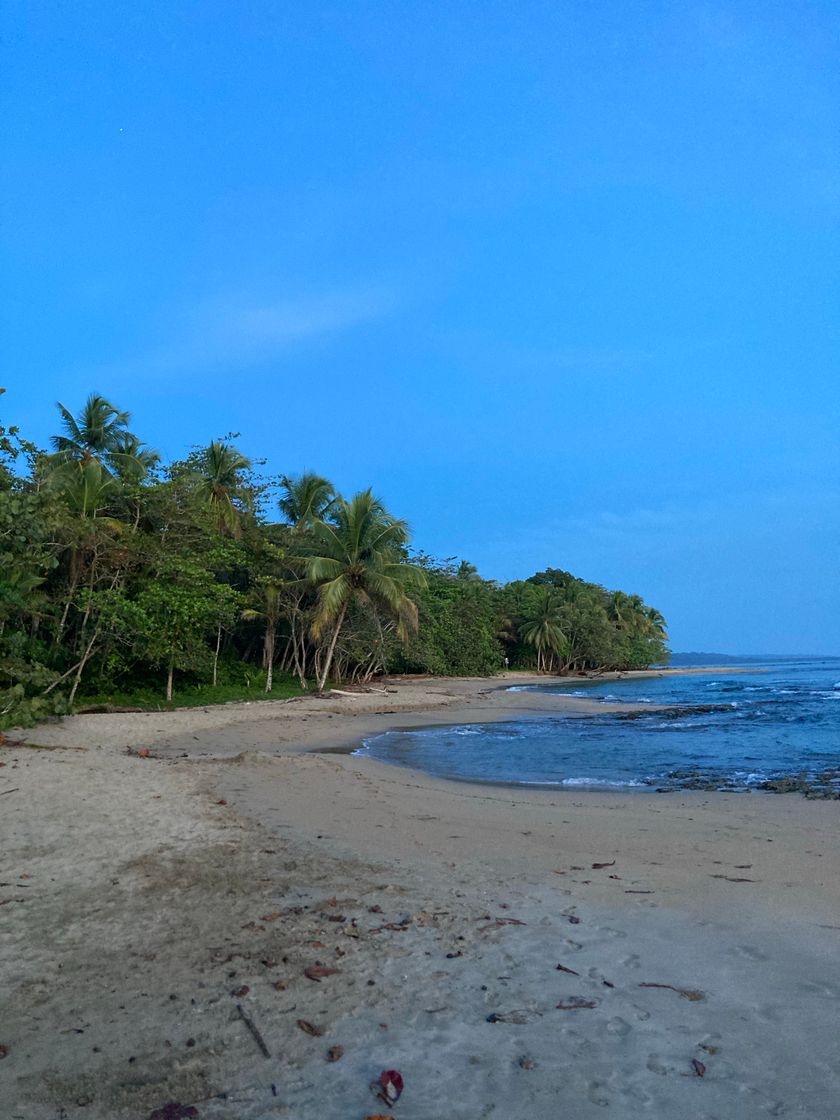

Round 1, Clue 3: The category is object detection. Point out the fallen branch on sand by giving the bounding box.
[639,982,705,1001]
[236,1003,271,1058]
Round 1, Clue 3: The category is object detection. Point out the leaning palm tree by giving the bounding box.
[520,587,567,672]
[303,489,426,690]
[643,605,668,640]
[278,471,335,529]
[195,440,252,537]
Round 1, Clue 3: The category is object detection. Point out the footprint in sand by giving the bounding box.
[620,952,642,969]
[798,979,840,999]
[646,1054,668,1076]
[587,1081,610,1107]
[620,1083,653,1105]
[732,944,769,962]
[755,1004,784,1024]
[604,1016,631,1037]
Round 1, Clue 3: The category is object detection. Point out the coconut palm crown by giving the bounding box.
[278,471,335,529]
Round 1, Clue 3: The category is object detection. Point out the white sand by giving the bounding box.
[2,674,839,1119]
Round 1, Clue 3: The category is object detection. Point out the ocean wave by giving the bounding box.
[557,776,646,789]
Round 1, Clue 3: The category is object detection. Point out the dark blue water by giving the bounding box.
[359,657,840,792]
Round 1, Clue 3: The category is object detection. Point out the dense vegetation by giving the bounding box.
[0,391,669,727]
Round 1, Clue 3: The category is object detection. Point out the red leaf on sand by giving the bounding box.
[692,1058,706,1078]
[304,965,341,981]
[0,1044,8,1058]
[376,1069,404,1106]
[555,964,580,976]
[592,860,615,869]
[326,1045,344,1062]
[296,1019,324,1036]
[137,748,151,758]
[557,997,598,1010]
[216,799,227,805]
[231,985,249,997]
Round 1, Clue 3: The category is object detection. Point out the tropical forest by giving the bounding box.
[0,391,669,728]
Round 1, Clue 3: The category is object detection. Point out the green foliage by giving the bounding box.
[0,389,669,724]
[394,563,504,675]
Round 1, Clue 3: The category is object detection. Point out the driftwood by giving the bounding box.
[76,704,145,714]
[316,686,391,699]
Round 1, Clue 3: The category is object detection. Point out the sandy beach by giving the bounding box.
[2,673,839,1119]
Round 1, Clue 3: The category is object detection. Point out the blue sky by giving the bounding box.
[3,1,839,654]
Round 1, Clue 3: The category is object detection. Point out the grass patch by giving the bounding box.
[75,673,308,713]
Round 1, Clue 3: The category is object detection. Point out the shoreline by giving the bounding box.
[16,664,828,797]
[4,669,839,1118]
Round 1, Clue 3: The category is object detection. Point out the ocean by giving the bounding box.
[358,656,840,792]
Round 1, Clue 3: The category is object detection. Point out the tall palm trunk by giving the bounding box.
[317,602,348,691]
[265,621,275,693]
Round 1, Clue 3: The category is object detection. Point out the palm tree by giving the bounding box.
[643,605,668,640]
[46,393,157,483]
[278,471,335,529]
[520,587,567,672]
[241,578,284,692]
[195,440,252,536]
[303,489,426,690]
[51,394,130,462]
[607,590,633,628]
[45,458,120,519]
[110,432,160,483]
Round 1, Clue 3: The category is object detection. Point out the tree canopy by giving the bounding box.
[0,391,670,727]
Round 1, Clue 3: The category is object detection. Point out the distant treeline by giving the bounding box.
[0,392,669,726]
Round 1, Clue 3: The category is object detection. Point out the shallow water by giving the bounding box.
[359,657,840,791]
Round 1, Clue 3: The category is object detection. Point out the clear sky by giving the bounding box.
[3,1,839,654]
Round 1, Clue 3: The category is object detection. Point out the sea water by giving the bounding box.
[358,657,840,791]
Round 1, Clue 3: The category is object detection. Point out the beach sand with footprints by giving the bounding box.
[2,673,839,1119]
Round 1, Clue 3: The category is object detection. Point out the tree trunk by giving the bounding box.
[212,624,222,688]
[166,655,174,702]
[68,628,100,706]
[265,623,275,693]
[317,602,348,691]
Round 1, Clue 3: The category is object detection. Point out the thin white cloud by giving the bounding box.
[101,286,396,384]
[481,488,840,579]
